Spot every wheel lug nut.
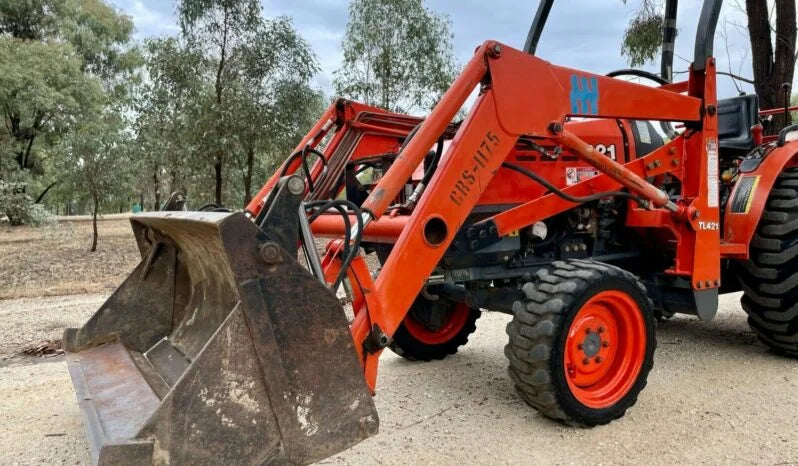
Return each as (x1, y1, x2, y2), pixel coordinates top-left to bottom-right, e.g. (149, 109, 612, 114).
(598, 326, 605, 334)
(585, 328, 592, 334)
(594, 356, 602, 363)
(582, 358, 590, 365)
(577, 343, 584, 350)
(602, 341, 610, 348)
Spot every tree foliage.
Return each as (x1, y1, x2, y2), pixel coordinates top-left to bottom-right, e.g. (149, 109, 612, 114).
(333, 0, 458, 113)
(620, 0, 664, 67)
(173, 0, 321, 206)
(131, 3, 322, 209)
(0, 38, 103, 178)
(0, 0, 137, 215)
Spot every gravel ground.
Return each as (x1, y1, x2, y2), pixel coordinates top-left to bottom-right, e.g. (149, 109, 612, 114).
(1, 291, 796, 465)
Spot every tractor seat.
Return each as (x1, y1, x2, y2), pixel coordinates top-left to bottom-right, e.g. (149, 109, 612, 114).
(717, 94, 759, 151)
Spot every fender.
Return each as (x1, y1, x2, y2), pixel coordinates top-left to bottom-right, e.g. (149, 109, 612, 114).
(723, 141, 798, 258)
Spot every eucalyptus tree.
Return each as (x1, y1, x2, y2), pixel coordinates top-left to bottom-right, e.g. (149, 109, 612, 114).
(55, 114, 133, 251)
(333, 0, 459, 114)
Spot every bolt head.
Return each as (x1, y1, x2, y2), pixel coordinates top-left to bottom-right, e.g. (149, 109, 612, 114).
(602, 341, 610, 348)
(597, 326, 605, 334)
(577, 343, 584, 350)
(286, 176, 305, 196)
(548, 121, 564, 134)
(582, 358, 590, 365)
(359, 416, 379, 437)
(594, 356, 602, 363)
(259, 243, 281, 264)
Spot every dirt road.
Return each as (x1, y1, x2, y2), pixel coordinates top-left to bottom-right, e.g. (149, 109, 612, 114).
(1, 292, 796, 465)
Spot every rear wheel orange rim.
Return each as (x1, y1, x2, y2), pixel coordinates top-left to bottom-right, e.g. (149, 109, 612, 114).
(403, 303, 471, 345)
(563, 290, 646, 409)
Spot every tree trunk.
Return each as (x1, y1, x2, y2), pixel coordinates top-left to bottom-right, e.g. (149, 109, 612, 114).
(91, 194, 99, 252)
(153, 166, 160, 211)
(746, 0, 797, 134)
(215, 157, 223, 206)
(243, 146, 254, 206)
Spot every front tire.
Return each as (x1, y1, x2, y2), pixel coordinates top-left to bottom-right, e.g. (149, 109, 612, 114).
(505, 260, 656, 426)
(389, 297, 480, 361)
(738, 167, 798, 357)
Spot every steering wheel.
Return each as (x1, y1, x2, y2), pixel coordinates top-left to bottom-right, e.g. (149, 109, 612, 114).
(606, 69, 677, 139)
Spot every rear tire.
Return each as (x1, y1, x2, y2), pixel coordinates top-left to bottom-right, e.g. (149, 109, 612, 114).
(738, 167, 798, 357)
(389, 298, 480, 362)
(505, 260, 656, 426)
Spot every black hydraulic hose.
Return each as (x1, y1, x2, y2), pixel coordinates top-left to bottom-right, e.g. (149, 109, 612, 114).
(278, 146, 328, 193)
(305, 199, 364, 290)
(422, 137, 444, 184)
(500, 162, 646, 206)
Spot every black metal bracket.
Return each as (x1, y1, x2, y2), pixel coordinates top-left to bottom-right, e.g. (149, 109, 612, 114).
(452, 220, 502, 252)
(256, 175, 305, 253)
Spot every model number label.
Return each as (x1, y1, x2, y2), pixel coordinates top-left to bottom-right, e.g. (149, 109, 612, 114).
(593, 144, 617, 160)
(698, 221, 719, 231)
(449, 130, 500, 205)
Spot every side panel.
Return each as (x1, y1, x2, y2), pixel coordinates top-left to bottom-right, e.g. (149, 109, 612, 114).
(723, 142, 798, 257)
(477, 119, 629, 206)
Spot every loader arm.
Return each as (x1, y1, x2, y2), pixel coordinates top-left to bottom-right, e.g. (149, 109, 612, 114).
(329, 40, 721, 384)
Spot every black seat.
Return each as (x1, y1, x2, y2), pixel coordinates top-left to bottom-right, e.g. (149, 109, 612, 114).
(717, 94, 759, 151)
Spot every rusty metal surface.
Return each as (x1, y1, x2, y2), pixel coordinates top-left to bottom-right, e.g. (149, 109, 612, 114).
(63, 246, 176, 353)
(130, 212, 240, 362)
(216, 211, 379, 462)
(144, 339, 190, 387)
(65, 208, 378, 465)
(137, 304, 285, 464)
(66, 343, 160, 463)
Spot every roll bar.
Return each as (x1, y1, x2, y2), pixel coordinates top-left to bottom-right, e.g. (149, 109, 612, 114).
(522, 0, 553, 56)
(523, 0, 723, 76)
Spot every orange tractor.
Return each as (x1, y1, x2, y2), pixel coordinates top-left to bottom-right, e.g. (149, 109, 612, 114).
(65, 0, 798, 463)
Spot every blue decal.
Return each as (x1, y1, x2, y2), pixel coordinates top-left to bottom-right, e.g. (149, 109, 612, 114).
(569, 75, 599, 115)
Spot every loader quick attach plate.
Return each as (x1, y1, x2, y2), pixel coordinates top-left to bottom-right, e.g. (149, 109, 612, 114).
(63, 211, 378, 465)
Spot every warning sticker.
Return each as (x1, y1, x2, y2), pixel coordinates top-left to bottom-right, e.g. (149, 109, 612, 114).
(635, 121, 652, 144)
(566, 167, 600, 186)
(707, 138, 719, 207)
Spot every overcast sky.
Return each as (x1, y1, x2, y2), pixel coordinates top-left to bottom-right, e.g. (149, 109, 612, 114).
(112, 0, 770, 102)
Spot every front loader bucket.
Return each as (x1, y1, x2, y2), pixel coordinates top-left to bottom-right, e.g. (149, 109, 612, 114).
(63, 210, 377, 465)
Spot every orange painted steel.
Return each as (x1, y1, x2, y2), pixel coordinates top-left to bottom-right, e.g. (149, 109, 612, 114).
(487, 137, 685, 238)
(556, 128, 673, 209)
(373, 96, 516, 336)
(723, 141, 798, 258)
(250, 40, 750, 389)
(564, 290, 647, 409)
(311, 214, 407, 243)
(360, 43, 490, 220)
